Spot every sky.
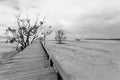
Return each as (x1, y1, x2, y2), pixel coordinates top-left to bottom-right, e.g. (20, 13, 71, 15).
(0, 0, 120, 38)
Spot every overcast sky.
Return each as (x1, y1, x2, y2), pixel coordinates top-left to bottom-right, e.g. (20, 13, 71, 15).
(0, 0, 120, 38)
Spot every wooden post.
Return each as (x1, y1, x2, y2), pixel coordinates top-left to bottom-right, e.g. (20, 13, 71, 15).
(43, 33, 46, 46)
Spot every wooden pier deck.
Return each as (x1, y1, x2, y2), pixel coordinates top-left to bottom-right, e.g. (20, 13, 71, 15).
(0, 40, 58, 80)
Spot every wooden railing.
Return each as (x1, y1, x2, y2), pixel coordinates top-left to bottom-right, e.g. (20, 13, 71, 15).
(40, 40, 71, 80)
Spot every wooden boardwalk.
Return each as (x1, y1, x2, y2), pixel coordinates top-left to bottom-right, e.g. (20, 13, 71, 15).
(0, 40, 58, 80)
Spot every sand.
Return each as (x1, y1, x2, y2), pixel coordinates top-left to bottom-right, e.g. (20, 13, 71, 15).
(46, 40, 120, 80)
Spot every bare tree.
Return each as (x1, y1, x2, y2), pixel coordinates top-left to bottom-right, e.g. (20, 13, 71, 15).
(55, 30, 67, 44)
(5, 13, 50, 51)
(5, 27, 17, 43)
(40, 26, 52, 46)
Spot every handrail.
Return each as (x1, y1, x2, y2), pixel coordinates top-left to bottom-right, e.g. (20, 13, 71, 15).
(40, 40, 71, 80)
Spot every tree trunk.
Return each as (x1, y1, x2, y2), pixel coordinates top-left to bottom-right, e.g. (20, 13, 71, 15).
(26, 35, 30, 46)
(59, 39, 61, 44)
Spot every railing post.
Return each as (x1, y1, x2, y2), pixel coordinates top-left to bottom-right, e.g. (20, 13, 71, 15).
(43, 33, 46, 46)
(57, 72, 63, 80)
(50, 59, 53, 66)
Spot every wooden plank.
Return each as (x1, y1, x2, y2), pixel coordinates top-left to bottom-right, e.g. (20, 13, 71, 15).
(0, 67, 55, 78)
(0, 40, 58, 80)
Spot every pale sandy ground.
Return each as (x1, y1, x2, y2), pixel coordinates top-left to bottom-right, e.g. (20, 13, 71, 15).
(46, 40, 120, 80)
(0, 37, 17, 62)
(0, 41, 16, 61)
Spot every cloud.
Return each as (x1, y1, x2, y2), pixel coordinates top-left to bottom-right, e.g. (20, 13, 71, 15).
(0, 0, 120, 37)
(0, 0, 20, 10)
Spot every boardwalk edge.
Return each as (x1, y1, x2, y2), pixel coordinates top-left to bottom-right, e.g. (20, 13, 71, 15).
(40, 40, 72, 80)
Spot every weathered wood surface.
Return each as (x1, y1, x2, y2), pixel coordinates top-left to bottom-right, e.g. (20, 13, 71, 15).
(0, 40, 58, 80)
